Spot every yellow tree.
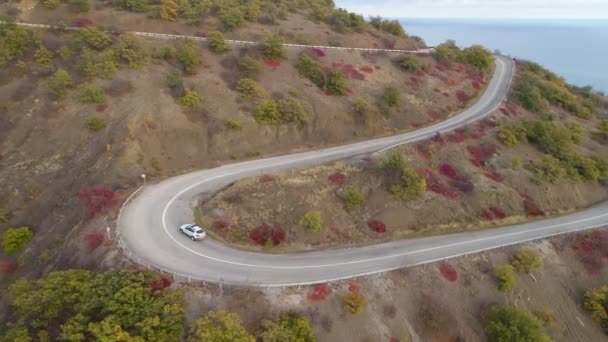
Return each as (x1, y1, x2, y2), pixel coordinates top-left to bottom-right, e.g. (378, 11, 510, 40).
(160, 0, 179, 21)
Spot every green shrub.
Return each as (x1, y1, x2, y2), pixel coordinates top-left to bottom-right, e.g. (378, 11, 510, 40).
(224, 119, 242, 130)
(585, 285, 608, 334)
(381, 86, 401, 109)
(259, 34, 285, 60)
(78, 48, 117, 80)
(494, 264, 516, 292)
(188, 310, 254, 342)
(329, 8, 366, 33)
(300, 211, 323, 233)
(2, 226, 33, 254)
(255, 100, 282, 125)
(460, 45, 494, 71)
(0, 23, 33, 67)
(511, 249, 543, 273)
(497, 124, 527, 147)
(344, 190, 364, 211)
(239, 56, 261, 78)
(599, 120, 608, 138)
(343, 291, 366, 314)
(352, 98, 370, 116)
(277, 97, 307, 125)
(58, 46, 73, 59)
(79, 85, 105, 104)
(394, 55, 421, 72)
(258, 314, 314, 342)
(219, 6, 245, 31)
(34, 47, 54, 65)
(165, 70, 183, 90)
(78, 27, 113, 50)
(177, 89, 203, 108)
(560, 153, 603, 182)
(85, 116, 106, 132)
(236, 78, 265, 100)
(514, 76, 546, 113)
(175, 39, 201, 74)
(0, 208, 9, 224)
(115, 34, 147, 69)
(113, 0, 150, 12)
(208, 31, 230, 54)
(533, 310, 557, 328)
(69, 0, 90, 12)
(485, 305, 550, 342)
(159, 0, 179, 21)
(41, 0, 62, 9)
(326, 70, 348, 96)
(382, 154, 426, 200)
(47, 68, 74, 99)
(153, 46, 174, 60)
(369, 16, 406, 37)
(296, 55, 325, 88)
(528, 155, 565, 184)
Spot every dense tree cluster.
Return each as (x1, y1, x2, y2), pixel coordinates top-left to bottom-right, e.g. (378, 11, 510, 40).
(433, 40, 494, 71)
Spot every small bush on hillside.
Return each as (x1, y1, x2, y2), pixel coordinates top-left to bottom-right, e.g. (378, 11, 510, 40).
(514, 76, 546, 113)
(78, 48, 117, 79)
(343, 289, 367, 314)
(494, 264, 516, 292)
(278, 97, 308, 125)
(159, 0, 179, 21)
(224, 119, 242, 130)
(239, 56, 261, 78)
(296, 55, 325, 87)
(498, 124, 527, 147)
(115, 34, 147, 69)
(0, 208, 10, 224)
(511, 249, 543, 273)
(208, 31, 230, 54)
(177, 89, 203, 109)
(528, 155, 565, 184)
(175, 39, 201, 74)
(219, 6, 245, 31)
(485, 305, 549, 342)
(599, 120, 608, 138)
(326, 70, 348, 96)
(381, 86, 401, 109)
(369, 16, 406, 37)
(352, 98, 369, 116)
(343, 190, 364, 211)
(188, 310, 254, 342)
(77, 27, 113, 50)
(255, 100, 282, 125)
(534, 310, 557, 328)
(165, 70, 184, 96)
(69, 0, 90, 12)
(0, 23, 33, 67)
(584, 285, 608, 334)
(236, 78, 265, 100)
(78, 186, 115, 216)
(394, 55, 421, 72)
(258, 314, 315, 342)
(381, 154, 426, 200)
(329, 8, 366, 33)
(41, 0, 62, 9)
(460, 45, 494, 71)
(47, 68, 74, 99)
(34, 47, 54, 65)
(79, 85, 105, 103)
(2, 227, 33, 254)
(259, 34, 286, 60)
(300, 211, 323, 233)
(84, 116, 106, 132)
(153, 46, 174, 60)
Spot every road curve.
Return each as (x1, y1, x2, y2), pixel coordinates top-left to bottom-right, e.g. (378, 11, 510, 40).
(116, 55, 606, 287)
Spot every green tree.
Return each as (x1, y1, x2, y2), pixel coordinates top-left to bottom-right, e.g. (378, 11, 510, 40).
(4, 270, 184, 341)
(258, 314, 315, 342)
(494, 264, 516, 292)
(277, 97, 307, 125)
(177, 89, 203, 108)
(159, 0, 179, 21)
(0, 23, 33, 67)
(460, 45, 494, 71)
(300, 211, 323, 233)
(79, 85, 105, 104)
(326, 70, 348, 96)
(497, 123, 527, 147)
(188, 310, 254, 342)
(527, 155, 565, 184)
(78, 48, 118, 80)
(394, 55, 421, 72)
(296, 55, 325, 88)
(219, 7, 245, 31)
(584, 285, 608, 333)
(175, 39, 201, 74)
(259, 34, 286, 60)
(34, 47, 54, 65)
(115, 34, 148, 69)
(255, 100, 282, 125)
(382, 154, 426, 200)
(485, 305, 550, 342)
(343, 190, 364, 212)
(511, 249, 543, 273)
(239, 56, 261, 78)
(236, 78, 265, 100)
(208, 31, 230, 54)
(47, 68, 74, 99)
(78, 27, 113, 50)
(2, 226, 33, 254)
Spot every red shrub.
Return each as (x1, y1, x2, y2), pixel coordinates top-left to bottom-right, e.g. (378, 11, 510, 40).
(472, 81, 482, 90)
(348, 281, 361, 293)
(468, 143, 497, 167)
(328, 172, 346, 186)
(570, 230, 608, 273)
(212, 219, 230, 230)
(0, 260, 17, 273)
(360, 66, 374, 74)
(451, 177, 474, 194)
(78, 186, 115, 216)
(490, 207, 506, 219)
(311, 48, 326, 57)
(439, 163, 458, 180)
(324, 91, 334, 96)
(427, 110, 442, 121)
(481, 207, 506, 221)
(195, 31, 207, 38)
(72, 18, 94, 27)
(332, 63, 365, 81)
(264, 60, 281, 69)
(524, 200, 544, 217)
(455, 90, 469, 103)
(85, 233, 104, 250)
(446, 128, 469, 143)
(389, 338, 399, 342)
(96, 103, 108, 112)
(439, 262, 458, 282)
(435, 64, 446, 72)
(368, 220, 387, 233)
(250, 224, 287, 246)
(149, 276, 172, 291)
(259, 175, 275, 183)
(418, 168, 461, 200)
(308, 284, 332, 301)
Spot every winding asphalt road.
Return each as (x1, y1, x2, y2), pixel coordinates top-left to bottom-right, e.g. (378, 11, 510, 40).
(119, 56, 604, 286)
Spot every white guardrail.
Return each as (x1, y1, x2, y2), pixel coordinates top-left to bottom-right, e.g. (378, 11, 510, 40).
(11, 21, 435, 54)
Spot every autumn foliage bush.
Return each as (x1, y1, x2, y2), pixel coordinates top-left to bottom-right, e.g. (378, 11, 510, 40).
(481, 207, 507, 221)
(148, 275, 172, 291)
(367, 220, 387, 233)
(570, 230, 608, 274)
(85, 233, 104, 250)
(328, 172, 346, 186)
(72, 18, 94, 27)
(439, 262, 458, 282)
(308, 284, 332, 301)
(468, 143, 497, 167)
(0, 260, 17, 273)
(311, 48, 326, 57)
(78, 186, 115, 216)
(250, 224, 286, 246)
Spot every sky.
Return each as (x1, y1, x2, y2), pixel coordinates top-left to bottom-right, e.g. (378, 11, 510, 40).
(335, 0, 608, 19)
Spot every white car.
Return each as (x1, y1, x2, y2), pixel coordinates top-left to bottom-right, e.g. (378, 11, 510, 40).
(179, 224, 206, 241)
